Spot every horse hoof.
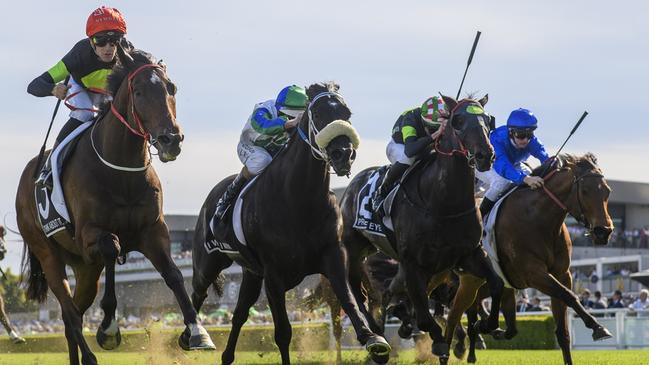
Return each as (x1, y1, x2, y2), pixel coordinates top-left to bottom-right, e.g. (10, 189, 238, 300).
(491, 328, 506, 340)
(504, 329, 518, 340)
(592, 326, 613, 341)
(96, 320, 121, 350)
(178, 327, 190, 351)
(187, 323, 216, 350)
(366, 334, 391, 363)
(467, 353, 477, 363)
(476, 336, 487, 350)
(9, 331, 26, 344)
(453, 342, 466, 359)
(474, 319, 499, 335)
(432, 342, 449, 357)
(397, 323, 413, 339)
(438, 353, 450, 365)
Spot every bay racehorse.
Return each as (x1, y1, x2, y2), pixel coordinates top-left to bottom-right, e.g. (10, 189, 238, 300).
(449, 153, 614, 365)
(15, 47, 212, 365)
(190, 82, 391, 365)
(0, 225, 26, 344)
(340, 95, 505, 364)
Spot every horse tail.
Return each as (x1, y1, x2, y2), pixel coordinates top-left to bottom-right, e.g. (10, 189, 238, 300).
(212, 273, 226, 297)
(21, 246, 48, 302)
(302, 276, 327, 311)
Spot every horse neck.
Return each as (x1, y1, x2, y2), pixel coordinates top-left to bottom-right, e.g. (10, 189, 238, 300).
(94, 88, 150, 169)
(269, 132, 331, 204)
(419, 130, 474, 210)
(530, 170, 575, 227)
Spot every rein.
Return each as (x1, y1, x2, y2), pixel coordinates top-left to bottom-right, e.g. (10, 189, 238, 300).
(539, 165, 605, 228)
(91, 63, 164, 172)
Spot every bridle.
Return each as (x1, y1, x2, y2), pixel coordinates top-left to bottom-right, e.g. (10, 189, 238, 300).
(540, 164, 607, 230)
(91, 63, 166, 172)
(296, 91, 349, 162)
(434, 99, 491, 167)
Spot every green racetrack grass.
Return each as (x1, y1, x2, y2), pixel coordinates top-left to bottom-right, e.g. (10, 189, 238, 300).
(0, 349, 647, 365)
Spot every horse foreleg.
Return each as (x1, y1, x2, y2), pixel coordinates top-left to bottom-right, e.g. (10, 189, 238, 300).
(222, 270, 263, 365)
(191, 251, 232, 314)
(403, 265, 447, 363)
(445, 274, 483, 361)
(89, 231, 122, 351)
(461, 247, 504, 334)
(529, 270, 612, 342)
(321, 246, 390, 364)
(501, 288, 518, 339)
(466, 304, 479, 363)
(347, 251, 382, 334)
(552, 272, 574, 365)
(140, 224, 214, 351)
(324, 288, 344, 365)
(264, 274, 292, 365)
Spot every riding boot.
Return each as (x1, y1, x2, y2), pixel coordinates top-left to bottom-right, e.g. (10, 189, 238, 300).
(479, 198, 496, 219)
(35, 118, 84, 188)
(214, 171, 249, 220)
(371, 162, 409, 212)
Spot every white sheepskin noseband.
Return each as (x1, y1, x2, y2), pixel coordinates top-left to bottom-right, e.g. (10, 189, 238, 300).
(314, 120, 360, 150)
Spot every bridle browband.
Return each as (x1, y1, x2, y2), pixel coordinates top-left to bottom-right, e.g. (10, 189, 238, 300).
(91, 63, 166, 172)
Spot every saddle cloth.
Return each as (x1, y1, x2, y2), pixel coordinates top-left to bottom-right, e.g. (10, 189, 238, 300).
(205, 176, 259, 255)
(481, 188, 518, 289)
(35, 121, 92, 236)
(352, 167, 396, 237)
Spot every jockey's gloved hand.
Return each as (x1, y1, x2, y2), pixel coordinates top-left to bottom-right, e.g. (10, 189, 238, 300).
(284, 115, 301, 130)
(523, 175, 544, 189)
(52, 83, 70, 100)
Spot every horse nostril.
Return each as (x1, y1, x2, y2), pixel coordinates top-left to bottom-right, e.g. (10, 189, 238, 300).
(157, 135, 172, 146)
(350, 149, 357, 161)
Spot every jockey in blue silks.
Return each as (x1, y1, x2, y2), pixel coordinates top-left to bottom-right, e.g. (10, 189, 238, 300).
(476, 108, 549, 217)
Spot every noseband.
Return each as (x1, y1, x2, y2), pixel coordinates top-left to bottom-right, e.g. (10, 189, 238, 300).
(297, 91, 350, 162)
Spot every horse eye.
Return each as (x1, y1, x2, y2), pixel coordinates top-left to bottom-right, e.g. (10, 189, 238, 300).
(167, 82, 177, 96)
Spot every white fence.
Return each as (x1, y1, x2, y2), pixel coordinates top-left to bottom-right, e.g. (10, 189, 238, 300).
(570, 309, 649, 349)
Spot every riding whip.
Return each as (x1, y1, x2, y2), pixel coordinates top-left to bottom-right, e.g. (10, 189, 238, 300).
(456, 31, 482, 100)
(541, 111, 588, 175)
(33, 75, 70, 178)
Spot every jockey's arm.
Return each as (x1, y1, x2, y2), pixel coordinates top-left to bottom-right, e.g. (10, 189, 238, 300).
(403, 132, 433, 158)
(28, 59, 70, 98)
(529, 136, 550, 164)
(251, 108, 289, 136)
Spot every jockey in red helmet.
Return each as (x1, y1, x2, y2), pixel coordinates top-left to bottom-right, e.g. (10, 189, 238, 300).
(28, 6, 133, 187)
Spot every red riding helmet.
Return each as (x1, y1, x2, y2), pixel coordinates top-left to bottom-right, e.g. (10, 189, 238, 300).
(86, 6, 127, 37)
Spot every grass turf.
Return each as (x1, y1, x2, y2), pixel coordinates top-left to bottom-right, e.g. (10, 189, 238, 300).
(0, 349, 647, 365)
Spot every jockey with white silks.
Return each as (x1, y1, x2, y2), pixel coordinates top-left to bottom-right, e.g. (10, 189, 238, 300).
(476, 108, 549, 217)
(214, 85, 309, 219)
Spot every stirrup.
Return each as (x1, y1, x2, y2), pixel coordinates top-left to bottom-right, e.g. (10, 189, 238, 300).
(371, 191, 385, 212)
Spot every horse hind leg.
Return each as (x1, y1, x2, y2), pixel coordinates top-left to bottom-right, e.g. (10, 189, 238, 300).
(221, 270, 263, 365)
(191, 251, 232, 314)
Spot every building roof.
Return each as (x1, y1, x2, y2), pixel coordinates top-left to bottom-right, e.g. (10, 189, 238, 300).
(165, 214, 197, 232)
(608, 180, 649, 205)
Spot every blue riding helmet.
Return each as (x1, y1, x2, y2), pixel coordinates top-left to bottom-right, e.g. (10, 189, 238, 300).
(507, 108, 538, 130)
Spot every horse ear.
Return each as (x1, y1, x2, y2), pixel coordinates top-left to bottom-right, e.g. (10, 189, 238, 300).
(440, 93, 457, 111)
(478, 94, 489, 106)
(117, 44, 135, 69)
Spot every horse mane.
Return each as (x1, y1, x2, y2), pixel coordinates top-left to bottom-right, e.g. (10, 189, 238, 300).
(305, 81, 340, 100)
(106, 49, 157, 97)
(530, 153, 600, 177)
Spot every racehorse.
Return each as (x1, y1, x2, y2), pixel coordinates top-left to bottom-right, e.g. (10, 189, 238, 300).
(190, 82, 391, 365)
(15, 47, 212, 365)
(0, 225, 26, 344)
(447, 153, 614, 365)
(339, 95, 504, 364)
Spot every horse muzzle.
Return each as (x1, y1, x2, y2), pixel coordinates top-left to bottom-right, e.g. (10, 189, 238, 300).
(154, 132, 184, 162)
(591, 225, 613, 246)
(473, 150, 494, 172)
(329, 147, 356, 176)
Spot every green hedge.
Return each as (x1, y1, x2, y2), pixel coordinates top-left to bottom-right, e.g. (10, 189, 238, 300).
(463, 315, 557, 350)
(0, 323, 330, 354)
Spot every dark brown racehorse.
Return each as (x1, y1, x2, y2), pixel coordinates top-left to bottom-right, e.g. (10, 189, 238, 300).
(15, 47, 213, 365)
(0, 225, 26, 344)
(340, 95, 504, 365)
(190, 83, 391, 365)
(447, 153, 614, 365)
